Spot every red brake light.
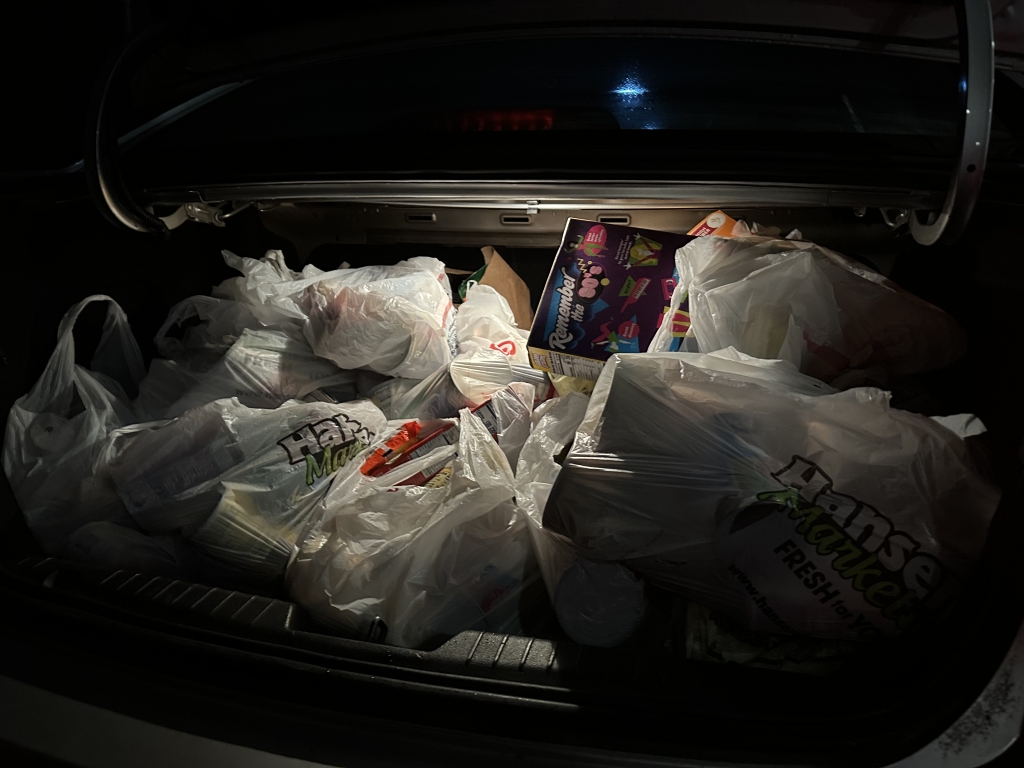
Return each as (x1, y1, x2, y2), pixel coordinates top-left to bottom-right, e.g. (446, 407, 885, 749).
(446, 109, 555, 131)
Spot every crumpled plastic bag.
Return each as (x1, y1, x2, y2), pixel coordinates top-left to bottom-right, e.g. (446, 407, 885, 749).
(455, 284, 530, 365)
(514, 393, 646, 647)
(649, 235, 966, 385)
(214, 250, 336, 326)
(162, 329, 357, 419)
(108, 398, 386, 580)
(302, 256, 457, 379)
(391, 285, 546, 420)
(210, 250, 458, 379)
(543, 350, 1000, 641)
(155, 293, 297, 366)
(287, 409, 538, 648)
(3, 296, 146, 553)
(365, 377, 421, 419)
(480, 384, 534, 469)
(391, 349, 549, 421)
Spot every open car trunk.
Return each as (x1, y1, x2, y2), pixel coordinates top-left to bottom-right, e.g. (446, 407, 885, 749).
(1, 192, 1022, 767)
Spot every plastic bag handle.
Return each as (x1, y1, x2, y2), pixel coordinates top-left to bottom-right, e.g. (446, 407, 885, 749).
(24, 295, 145, 411)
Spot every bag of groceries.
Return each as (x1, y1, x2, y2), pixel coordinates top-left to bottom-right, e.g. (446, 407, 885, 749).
(288, 409, 538, 648)
(649, 236, 966, 386)
(515, 393, 647, 648)
(391, 284, 547, 420)
(108, 397, 386, 581)
(214, 250, 457, 380)
(3, 296, 146, 553)
(161, 329, 357, 419)
(543, 349, 1000, 640)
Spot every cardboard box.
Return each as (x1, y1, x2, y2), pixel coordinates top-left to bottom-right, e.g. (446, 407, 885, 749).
(687, 210, 740, 237)
(527, 219, 695, 380)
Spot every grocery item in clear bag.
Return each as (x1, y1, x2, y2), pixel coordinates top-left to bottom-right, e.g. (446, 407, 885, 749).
(543, 350, 1000, 641)
(155, 294, 296, 366)
(212, 250, 456, 379)
(288, 409, 538, 649)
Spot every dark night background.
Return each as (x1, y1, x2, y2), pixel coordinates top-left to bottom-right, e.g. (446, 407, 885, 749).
(3, 5, 124, 173)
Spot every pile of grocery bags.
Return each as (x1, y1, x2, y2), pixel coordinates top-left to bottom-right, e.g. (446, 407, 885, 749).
(3, 219, 1002, 662)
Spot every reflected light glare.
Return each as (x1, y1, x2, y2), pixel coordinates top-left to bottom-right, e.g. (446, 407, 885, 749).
(613, 78, 648, 98)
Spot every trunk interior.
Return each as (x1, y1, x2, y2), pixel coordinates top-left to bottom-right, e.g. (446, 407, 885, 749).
(2, 192, 1022, 767)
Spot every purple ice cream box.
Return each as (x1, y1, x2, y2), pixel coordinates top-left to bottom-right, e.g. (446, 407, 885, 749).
(527, 219, 695, 380)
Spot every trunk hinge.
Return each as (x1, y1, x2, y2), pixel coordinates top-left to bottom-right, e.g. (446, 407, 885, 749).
(158, 201, 252, 230)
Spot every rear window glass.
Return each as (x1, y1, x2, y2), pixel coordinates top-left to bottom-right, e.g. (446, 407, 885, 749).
(139, 35, 961, 148)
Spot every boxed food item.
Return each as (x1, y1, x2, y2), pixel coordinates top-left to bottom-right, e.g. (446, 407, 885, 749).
(527, 219, 695, 380)
(360, 386, 533, 487)
(687, 210, 740, 237)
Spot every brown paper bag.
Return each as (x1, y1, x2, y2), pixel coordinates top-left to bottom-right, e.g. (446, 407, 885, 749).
(479, 246, 534, 329)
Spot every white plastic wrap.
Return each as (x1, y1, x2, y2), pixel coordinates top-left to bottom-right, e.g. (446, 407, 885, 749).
(108, 398, 386, 580)
(543, 351, 1000, 641)
(514, 393, 644, 647)
(649, 235, 967, 384)
(3, 296, 146, 553)
(287, 409, 538, 648)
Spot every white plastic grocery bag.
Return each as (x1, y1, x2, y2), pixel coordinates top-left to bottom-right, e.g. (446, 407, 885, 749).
(214, 250, 333, 325)
(649, 236, 966, 385)
(154, 294, 296, 365)
(515, 393, 590, 597)
(288, 409, 537, 648)
(303, 256, 456, 379)
(163, 329, 357, 418)
(455, 284, 530, 365)
(543, 351, 1000, 641)
(108, 398, 386, 580)
(214, 250, 456, 379)
(3, 296, 146, 553)
(514, 393, 646, 648)
(391, 349, 548, 421)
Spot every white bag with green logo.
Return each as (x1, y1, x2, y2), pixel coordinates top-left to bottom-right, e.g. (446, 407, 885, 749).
(543, 350, 1000, 640)
(288, 409, 538, 648)
(109, 397, 386, 581)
